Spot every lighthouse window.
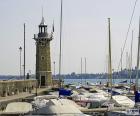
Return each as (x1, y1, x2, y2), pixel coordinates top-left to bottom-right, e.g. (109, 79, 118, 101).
(41, 42, 45, 46)
(42, 28, 44, 33)
(41, 56, 45, 60)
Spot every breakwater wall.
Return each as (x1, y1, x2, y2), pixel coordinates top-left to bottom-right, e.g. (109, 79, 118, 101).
(0, 80, 36, 97)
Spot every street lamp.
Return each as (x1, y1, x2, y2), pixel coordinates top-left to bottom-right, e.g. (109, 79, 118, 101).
(19, 46, 22, 78)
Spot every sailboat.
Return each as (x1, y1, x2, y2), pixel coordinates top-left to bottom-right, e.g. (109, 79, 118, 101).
(107, 18, 140, 115)
(57, 0, 74, 97)
(105, 18, 135, 110)
(134, 18, 140, 105)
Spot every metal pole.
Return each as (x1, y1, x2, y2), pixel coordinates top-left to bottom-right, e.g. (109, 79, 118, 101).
(19, 47, 22, 78)
(59, 0, 63, 88)
(130, 30, 133, 83)
(81, 57, 82, 84)
(120, 48, 123, 79)
(135, 18, 140, 91)
(85, 57, 86, 84)
(35, 41, 39, 96)
(24, 23, 26, 80)
(85, 58, 86, 74)
(126, 52, 128, 70)
(108, 18, 112, 99)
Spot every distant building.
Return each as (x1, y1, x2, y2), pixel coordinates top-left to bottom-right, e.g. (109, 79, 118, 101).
(33, 16, 53, 87)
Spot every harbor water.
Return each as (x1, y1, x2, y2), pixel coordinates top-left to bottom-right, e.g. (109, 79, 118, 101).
(64, 78, 136, 85)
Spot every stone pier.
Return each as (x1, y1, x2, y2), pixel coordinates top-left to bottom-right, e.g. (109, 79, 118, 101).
(0, 80, 36, 97)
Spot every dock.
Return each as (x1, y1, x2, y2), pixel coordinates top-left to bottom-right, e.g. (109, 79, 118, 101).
(0, 88, 51, 110)
(80, 107, 126, 113)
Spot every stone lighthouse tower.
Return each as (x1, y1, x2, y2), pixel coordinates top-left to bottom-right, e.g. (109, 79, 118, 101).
(33, 17, 53, 87)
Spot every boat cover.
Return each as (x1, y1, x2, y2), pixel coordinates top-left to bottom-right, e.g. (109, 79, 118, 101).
(59, 88, 72, 96)
(135, 91, 140, 102)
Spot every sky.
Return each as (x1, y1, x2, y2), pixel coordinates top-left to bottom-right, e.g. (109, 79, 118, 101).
(0, 0, 140, 75)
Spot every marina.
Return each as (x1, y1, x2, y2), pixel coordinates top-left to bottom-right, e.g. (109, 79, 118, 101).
(1, 0, 140, 116)
(0, 83, 137, 115)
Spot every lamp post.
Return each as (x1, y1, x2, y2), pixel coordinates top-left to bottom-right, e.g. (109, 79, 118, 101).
(19, 46, 22, 78)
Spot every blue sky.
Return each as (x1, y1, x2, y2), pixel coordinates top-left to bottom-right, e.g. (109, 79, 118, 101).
(0, 0, 140, 75)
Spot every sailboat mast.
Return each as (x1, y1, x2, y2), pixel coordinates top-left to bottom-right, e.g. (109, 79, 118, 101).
(85, 57, 87, 84)
(59, 0, 63, 88)
(129, 30, 133, 87)
(121, 48, 123, 72)
(108, 18, 113, 98)
(81, 58, 82, 84)
(120, 48, 123, 79)
(135, 18, 140, 91)
(126, 52, 128, 70)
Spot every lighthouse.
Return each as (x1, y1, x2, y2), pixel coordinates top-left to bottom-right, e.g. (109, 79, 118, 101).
(33, 16, 53, 87)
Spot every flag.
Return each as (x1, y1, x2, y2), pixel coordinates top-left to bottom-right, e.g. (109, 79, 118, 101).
(52, 20, 54, 32)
